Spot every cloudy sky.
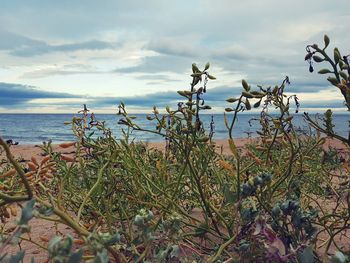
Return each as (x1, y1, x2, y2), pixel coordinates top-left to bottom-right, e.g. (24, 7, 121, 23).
(0, 0, 349, 113)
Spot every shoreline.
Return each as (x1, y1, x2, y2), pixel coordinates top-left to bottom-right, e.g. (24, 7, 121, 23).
(1, 138, 257, 161)
(1, 137, 349, 161)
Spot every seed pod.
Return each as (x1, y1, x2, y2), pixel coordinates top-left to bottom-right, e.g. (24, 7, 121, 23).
(25, 171, 36, 177)
(43, 173, 54, 179)
(3, 208, 10, 218)
(39, 168, 49, 175)
(26, 175, 34, 181)
(40, 156, 51, 166)
(40, 236, 50, 242)
(74, 239, 85, 245)
(61, 155, 75, 162)
(58, 142, 76, 148)
(318, 68, 332, 74)
(208, 74, 216, 80)
(9, 206, 17, 216)
(218, 160, 232, 170)
(31, 156, 39, 166)
(198, 136, 209, 143)
(27, 162, 37, 171)
(0, 169, 16, 178)
(324, 35, 330, 49)
(44, 162, 56, 169)
(255, 146, 266, 151)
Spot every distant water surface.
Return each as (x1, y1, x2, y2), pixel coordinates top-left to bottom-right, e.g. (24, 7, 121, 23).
(0, 113, 348, 145)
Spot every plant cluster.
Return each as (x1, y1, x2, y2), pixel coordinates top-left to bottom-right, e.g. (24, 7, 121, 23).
(0, 36, 349, 262)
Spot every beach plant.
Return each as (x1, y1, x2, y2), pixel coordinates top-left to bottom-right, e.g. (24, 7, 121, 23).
(304, 34, 350, 146)
(0, 55, 349, 262)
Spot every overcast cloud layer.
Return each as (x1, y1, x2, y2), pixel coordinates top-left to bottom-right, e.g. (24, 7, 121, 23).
(0, 0, 349, 113)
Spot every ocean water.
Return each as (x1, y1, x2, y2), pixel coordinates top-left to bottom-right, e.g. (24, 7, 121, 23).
(0, 113, 348, 145)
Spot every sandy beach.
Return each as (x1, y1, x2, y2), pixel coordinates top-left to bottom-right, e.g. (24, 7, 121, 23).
(2, 136, 348, 161)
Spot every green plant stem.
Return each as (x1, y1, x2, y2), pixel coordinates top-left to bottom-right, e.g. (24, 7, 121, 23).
(0, 137, 33, 200)
(208, 233, 238, 263)
(77, 162, 109, 222)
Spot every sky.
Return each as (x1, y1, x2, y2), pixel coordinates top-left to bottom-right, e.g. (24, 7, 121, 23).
(0, 0, 349, 114)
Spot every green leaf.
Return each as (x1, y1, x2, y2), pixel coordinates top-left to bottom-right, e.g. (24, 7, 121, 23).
(170, 245, 180, 258)
(339, 71, 348, 80)
(242, 79, 249, 91)
(334, 48, 341, 64)
(298, 246, 314, 263)
(226, 97, 238, 103)
(204, 62, 210, 70)
(208, 74, 216, 80)
(192, 63, 200, 73)
(67, 250, 83, 263)
(331, 252, 348, 263)
(245, 99, 251, 110)
(18, 199, 35, 225)
(104, 233, 121, 246)
(48, 236, 63, 253)
(253, 100, 261, 108)
(191, 72, 202, 77)
(93, 249, 109, 263)
(8, 251, 25, 263)
(313, 55, 324, 63)
(223, 184, 237, 204)
(327, 77, 339, 86)
(242, 91, 253, 98)
(194, 223, 209, 237)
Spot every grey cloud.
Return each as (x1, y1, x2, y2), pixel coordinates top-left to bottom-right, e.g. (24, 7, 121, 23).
(0, 82, 80, 106)
(0, 82, 345, 112)
(0, 30, 120, 57)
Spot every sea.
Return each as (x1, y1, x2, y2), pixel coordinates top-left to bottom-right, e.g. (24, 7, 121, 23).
(0, 113, 348, 145)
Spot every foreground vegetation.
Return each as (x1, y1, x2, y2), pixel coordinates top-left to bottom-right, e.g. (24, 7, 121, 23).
(0, 35, 349, 262)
